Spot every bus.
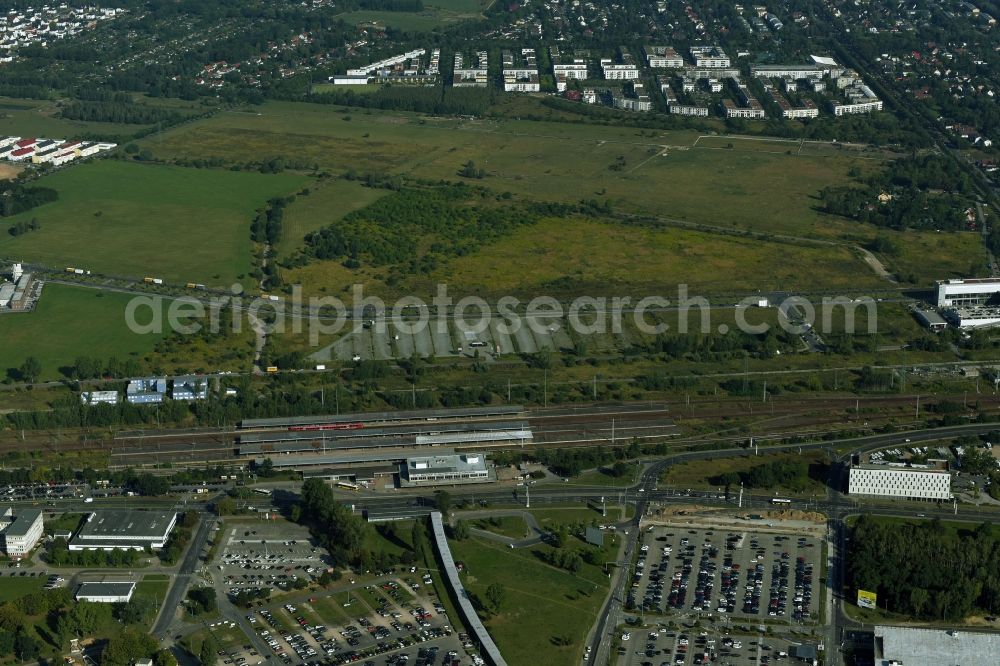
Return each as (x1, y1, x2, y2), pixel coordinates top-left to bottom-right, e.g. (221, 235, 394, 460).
(771, 498, 792, 505)
(254, 488, 273, 496)
(336, 481, 359, 491)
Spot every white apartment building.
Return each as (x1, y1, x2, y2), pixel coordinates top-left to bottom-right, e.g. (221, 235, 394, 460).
(0, 508, 43, 559)
(690, 45, 730, 68)
(848, 465, 953, 500)
(645, 46, 684, 68)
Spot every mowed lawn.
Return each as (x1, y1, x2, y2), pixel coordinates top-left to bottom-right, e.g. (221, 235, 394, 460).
(0, 284, 163, 381)
(0, 160, 307, 285)
(449, 536, 613, 666)
(0, 575, 46, 602)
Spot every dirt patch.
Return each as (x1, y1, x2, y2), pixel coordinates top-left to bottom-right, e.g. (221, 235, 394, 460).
(0, 163, 23, 180)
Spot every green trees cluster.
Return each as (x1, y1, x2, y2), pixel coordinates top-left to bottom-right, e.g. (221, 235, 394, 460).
(8, 217, 40, 236)
(160, 510, 199, 565)
(46, 538, 142, 567)
(302, 184, 540, 272)
(296, 477, 370, 566)
(60, 99, 184, 125)
(819, 153, 976, 231)
(309, 86, 493, 117)
(847, 516, 1000, 620)
(710, 459, 812, 492)
(67, 355, 144, 380)
(186, 587, 217, 616)
(0, 182, 58, 217)
(533, 442, 641, 477)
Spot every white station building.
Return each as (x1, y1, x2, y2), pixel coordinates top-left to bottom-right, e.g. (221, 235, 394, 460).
(848, 465, 953, 500)
(400, 454, 491, 486)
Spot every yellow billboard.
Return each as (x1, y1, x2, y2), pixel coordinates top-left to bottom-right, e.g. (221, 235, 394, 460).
(857, 589, 877, 609)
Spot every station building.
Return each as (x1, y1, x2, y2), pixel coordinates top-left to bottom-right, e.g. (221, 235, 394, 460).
(400, 453, 492, 486)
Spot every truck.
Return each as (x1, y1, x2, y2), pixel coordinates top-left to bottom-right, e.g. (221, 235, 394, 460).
(65, 267, 76, 273)
(73, 268, 84, 275)
(314, 364, 326, 371)
(152, 278, 163, 285)
(266, 366, 278, 373)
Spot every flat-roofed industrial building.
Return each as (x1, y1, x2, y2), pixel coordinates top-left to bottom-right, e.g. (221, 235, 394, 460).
(69, 510, 177, 551)
(874, 625, 1000, 666)
(75, 581, 136, 603)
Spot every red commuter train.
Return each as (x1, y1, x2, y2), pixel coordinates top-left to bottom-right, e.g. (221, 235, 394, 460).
(288, 422, 364, 432)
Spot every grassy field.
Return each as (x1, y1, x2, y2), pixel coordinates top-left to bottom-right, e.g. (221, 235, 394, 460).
(145, 103, 868, 235)
(470, 516, 529, 539)
(286, 214, 884, 300)
(450, 534, 616, 666)
(0, 160, 306, 285)
(275, 179, 389, 259)
(0, 575, 45, 602)
(333, 0, 486, 30)
(0, 95, 207, 141)
(661, 450, 831, 497)
(0, 283, 164, 381)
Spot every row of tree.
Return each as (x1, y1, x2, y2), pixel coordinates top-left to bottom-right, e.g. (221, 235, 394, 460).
(847, 516, 1000, 620)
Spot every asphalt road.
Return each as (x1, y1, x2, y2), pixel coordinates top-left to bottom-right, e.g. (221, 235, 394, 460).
(153, 515, 216, 637)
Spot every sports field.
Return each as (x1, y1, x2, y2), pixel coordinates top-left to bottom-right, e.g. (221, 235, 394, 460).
(0, 160, 307, 284)
(0, 283, 163, 381)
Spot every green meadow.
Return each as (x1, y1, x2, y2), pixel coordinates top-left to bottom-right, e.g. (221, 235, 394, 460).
(0, 283, 163, 381)
(0, 160, 307, 285)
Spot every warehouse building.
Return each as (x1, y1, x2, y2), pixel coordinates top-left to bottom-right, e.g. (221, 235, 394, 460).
(0, 508, 43, 559)
(400, 453, 492, 486)
(874, 625, 1000, 666)
(848, 465, 952, 500)
(69, 510, 177, 551)
(75, 581, 136, 604)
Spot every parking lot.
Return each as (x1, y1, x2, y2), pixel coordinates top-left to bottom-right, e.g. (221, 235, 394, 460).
(617, 624, 817, 666)
(218, 521, 331, 595)
(316, 313, 576, 363)
(243, 575, 472, 666)
(629, 527, 821, 625)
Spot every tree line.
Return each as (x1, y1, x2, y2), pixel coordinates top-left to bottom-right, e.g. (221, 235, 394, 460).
(0, 181, 58, 217)
(847, 515, 1000, 620)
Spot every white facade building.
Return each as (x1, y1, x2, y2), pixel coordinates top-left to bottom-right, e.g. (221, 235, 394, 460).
(401, 454, 491, 485)
(81, 391, 119, 406)
(0, 508, 43, 559)
(690, 46, 730, 68)
(936, 278, 1000, 308)
(848, 465, 952, 500)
